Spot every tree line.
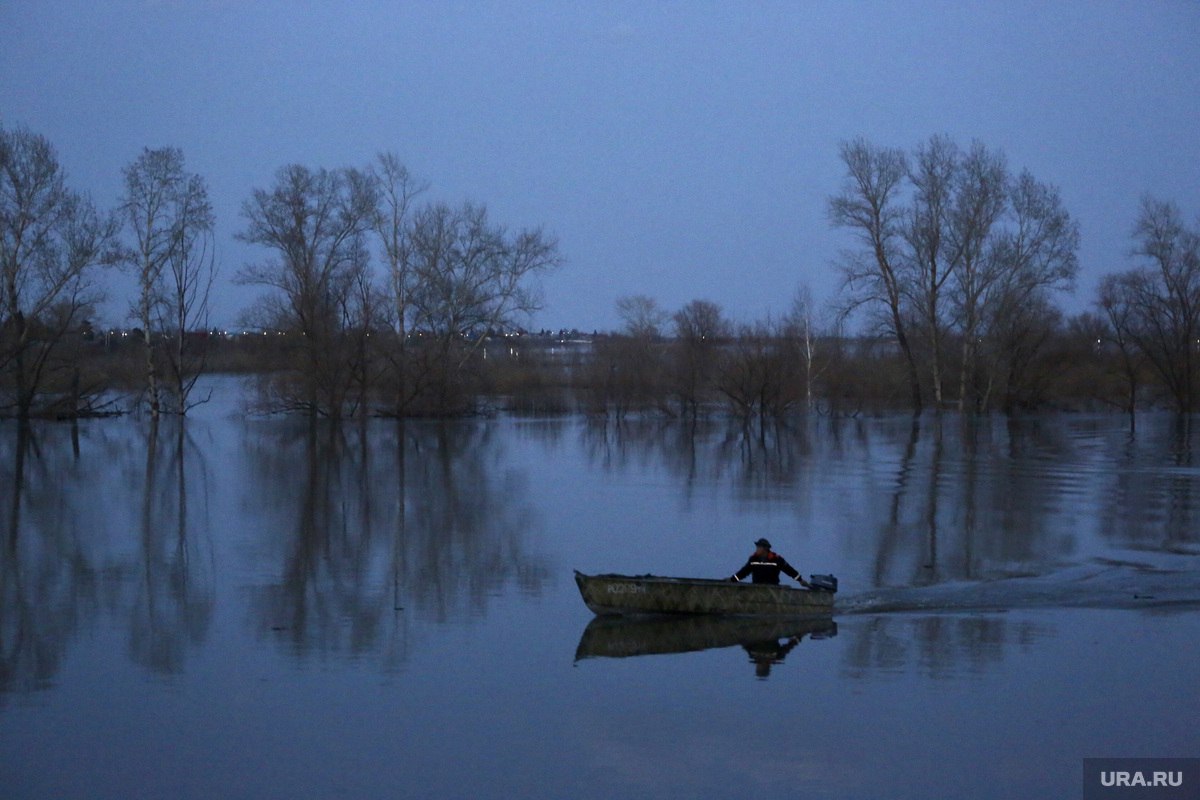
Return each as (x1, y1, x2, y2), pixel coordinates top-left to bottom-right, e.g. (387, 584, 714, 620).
(1, 123, 562, 420)
(826, 135, 1199, 416)
(2, 121, 1197, 420)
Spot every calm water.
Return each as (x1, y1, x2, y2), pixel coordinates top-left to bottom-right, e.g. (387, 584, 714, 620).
(2, 377, 1198, 799)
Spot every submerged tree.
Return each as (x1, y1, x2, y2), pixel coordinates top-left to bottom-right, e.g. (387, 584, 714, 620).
(1099, 197, 1200, 413)
(120, 146, 215, 416)
(606, 294, 669, 416)
(971, 171, 1079, 410)
(236, 164, 379, 419)
(828, 138, 921, 410)
(370, 152, 428, 414)
(0, 124, 118, 419)
(1097, 274, 1148, 414)
(829, 134, 1079, 413)
(904, 134, 960, 407)
(404, 200, 561, 413)
(669, 298, 729, 420)
(783, 286, 829, 412)
(946, 142, 1011, 410)
(715, 318, 803, 439)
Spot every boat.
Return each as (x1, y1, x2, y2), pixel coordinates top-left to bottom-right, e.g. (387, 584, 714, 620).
(574, 571, 836, 617)
(575, 613, 837, 661)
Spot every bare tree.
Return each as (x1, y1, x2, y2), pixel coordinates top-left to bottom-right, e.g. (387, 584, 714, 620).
(828, 138, 922, 410)
(163, 176, 217, 414)
(904, 135, 959, 406)
(120, 147, 215, 416)
(669, 298, 728, 419)
(606, 294, 668, 415)
(1100, 198, 1200, 413)
(782, 286, 828, 412)
(949, 142, 1011, 410)
(1097, 274, 1147, 415)
(672, 298, 725, 342)
(831, 135, 1078, 413)
(979, 291, 1062, 413)
(617, 294, 669, 339)
(1, 124, 118, 419)
(370, 153, 427, 414)
(716, 318, 801, 440)
(236, 164, 379, 418)
(971, 171, 1079, 410)
(405, 201, 561, 412)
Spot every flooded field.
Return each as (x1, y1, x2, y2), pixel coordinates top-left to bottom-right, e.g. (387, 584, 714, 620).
(2, 378, 1198, 799)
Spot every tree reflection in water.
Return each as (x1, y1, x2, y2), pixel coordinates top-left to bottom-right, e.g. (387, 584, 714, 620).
(1, 408, 1196, 697)
(573, 413, 1198, 595)
(132, 418, 216, 674)
(0, 418, 216, 696)
(244, 419, 549, 665)
(563, 412, 1199, 678)
(0, 425, 83, 697)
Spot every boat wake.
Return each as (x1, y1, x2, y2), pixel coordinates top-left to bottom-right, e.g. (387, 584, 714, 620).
(835, 559, 1200, 615)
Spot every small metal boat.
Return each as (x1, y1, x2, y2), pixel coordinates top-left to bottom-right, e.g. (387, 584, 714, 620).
(574, 571, 836, 617)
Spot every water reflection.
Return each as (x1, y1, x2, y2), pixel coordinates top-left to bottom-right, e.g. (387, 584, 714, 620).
(0, 418, 215, 698)
(132, 419, 215, 674)
(1, 425, 83, 697)
(2, 408, 1197, 698)
(576, 417, 816, 498)
(575, 614, 837, 679)
(243, 420, 549, 665)
(1098, 415, 1199, 552)
(0, 413, 552, 695)
(840, 613, 1049, 680)
(563, 413, 1200, 592)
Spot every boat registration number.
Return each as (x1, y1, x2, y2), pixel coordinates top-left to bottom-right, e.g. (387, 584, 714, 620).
(605, 583, 647, 594)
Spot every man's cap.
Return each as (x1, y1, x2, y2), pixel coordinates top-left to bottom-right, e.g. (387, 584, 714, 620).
(754, 538, 772, 548)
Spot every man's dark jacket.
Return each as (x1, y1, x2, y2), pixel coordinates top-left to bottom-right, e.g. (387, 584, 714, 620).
(731, 551, 801, 584)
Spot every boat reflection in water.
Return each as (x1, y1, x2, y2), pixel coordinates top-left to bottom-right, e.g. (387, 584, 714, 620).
(574, 614, 837, 678)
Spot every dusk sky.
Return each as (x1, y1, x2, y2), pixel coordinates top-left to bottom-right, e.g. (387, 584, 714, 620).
(3, 1, 1198, 333)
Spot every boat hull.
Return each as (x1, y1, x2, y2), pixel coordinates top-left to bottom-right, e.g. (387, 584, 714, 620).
(574, 571, 835, 617)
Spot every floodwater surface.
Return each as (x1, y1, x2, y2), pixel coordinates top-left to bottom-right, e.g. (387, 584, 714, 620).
(2, 378, 1198, 799)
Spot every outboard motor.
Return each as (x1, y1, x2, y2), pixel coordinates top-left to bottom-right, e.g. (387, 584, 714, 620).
(808, 574, 838, 593)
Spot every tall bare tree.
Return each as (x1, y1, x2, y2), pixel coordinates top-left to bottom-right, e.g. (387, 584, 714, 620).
(403, 200, 560, 412)
(1, 124, 118, 419)
(1097, 275, 1147, 414)
(783, 286, 829, 412)
(370, 153, 427, 414)
(120, 147, 215, 416)
(905, 135, 959, 406)
(972, 171, 1079, 410)
(828, 138, 921, 410)
(236, 164, 379, 418)
(948, 142, 1010, 410)
(1101, 198, 1200, 413)
(831, 135, 1078, 413)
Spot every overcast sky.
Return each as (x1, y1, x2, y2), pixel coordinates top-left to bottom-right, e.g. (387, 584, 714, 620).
(3, 1, 1198, 332)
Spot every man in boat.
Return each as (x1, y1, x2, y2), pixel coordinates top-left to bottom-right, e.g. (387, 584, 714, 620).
(729, 538, 811, 587)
